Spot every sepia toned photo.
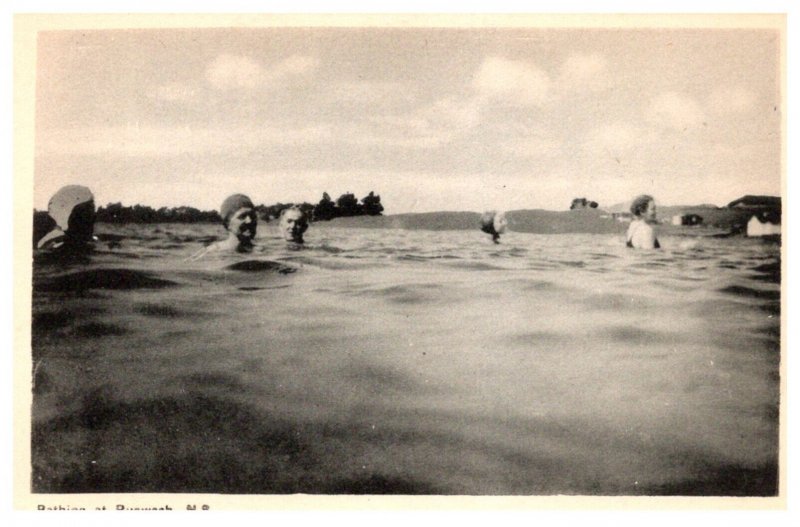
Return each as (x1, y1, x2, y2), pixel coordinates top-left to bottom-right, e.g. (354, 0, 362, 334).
(15, 13, 785, 509)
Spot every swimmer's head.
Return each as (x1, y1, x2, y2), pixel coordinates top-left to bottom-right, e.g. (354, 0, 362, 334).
(47, 185, 95, 245)
(493, 211, 508, 235)
(630, 195, 656, 221)
(220, 194, 257, 243)
(480, 210, 506, 242)
(279, 206, 309, 244)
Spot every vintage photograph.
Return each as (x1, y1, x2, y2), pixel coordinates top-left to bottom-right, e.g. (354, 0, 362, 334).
(19, 14, 784, 504)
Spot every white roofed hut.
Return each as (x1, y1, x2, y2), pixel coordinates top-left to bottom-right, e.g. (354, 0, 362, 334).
(746, 211, 781, 238)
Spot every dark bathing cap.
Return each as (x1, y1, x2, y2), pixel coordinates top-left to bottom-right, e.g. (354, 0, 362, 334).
(219, 194, 254, 228)
(480, 211, 498, 235)
(48, 185, 94, 229)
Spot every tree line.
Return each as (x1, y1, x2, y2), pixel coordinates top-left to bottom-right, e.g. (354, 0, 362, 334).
(94, 203, 221, 223)
(569, 197, 598, 210)
(251, 191, 384, 222)
(43, 191, 385, 224)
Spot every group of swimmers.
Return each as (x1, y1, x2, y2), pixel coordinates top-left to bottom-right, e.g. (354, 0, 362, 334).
(190, 193, 310, 258)
(34, 185, 662, 254)
(34, 187, 311, 256)
(478, 194, 660, 249)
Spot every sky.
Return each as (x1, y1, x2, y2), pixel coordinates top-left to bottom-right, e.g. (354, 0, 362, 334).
(7, 8, 800, 526)
(32, 21, 783, 214)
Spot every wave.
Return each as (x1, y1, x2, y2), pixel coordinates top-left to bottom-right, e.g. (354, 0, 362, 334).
(718, 285, 780, 301)
(347, 283, 446, 306)
(442, 261, 508, 271)
(34, 268, 179, 292)
(750, 262, 781, 283)
(225, 260, 297, 274)
(30, 225, 782, 496)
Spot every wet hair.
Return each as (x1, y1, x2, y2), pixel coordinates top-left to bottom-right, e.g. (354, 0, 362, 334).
(280, 206, 308, 222)
(480, 211, 507, 243)
(66, 200, 97, 244)
(480, 211, 499, 235)
(630, 195, 655, 217)
(279, 207, 309, 242)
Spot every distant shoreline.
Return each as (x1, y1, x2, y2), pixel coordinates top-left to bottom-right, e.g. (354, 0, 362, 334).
(311, 207, 761, 235)
(82, 205, 772, 236)
(313, 210, 623, 235)
(34, 199, 780, 236)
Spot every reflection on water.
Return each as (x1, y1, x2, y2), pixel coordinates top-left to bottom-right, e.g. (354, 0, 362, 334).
(30, 224, 781, 495)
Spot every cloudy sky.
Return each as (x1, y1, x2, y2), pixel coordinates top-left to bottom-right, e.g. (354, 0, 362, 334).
(33, 23, 782, 213)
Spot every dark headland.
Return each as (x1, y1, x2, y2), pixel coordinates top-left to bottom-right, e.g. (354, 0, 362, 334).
(33, 195, 780, 239)
(315, 204, 776, 236)
(317, 209, 623, 234)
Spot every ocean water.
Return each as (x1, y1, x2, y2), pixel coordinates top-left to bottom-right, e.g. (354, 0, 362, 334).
(30, 224, 781, 495)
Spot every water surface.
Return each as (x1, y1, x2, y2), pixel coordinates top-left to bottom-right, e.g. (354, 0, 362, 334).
(31, 224, 781, 495)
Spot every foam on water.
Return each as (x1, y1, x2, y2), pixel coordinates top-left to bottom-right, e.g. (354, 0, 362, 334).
(30, 224, 781, 495)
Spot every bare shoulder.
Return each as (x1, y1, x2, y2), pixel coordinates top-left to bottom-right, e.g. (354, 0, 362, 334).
(628, 220, 657, 249)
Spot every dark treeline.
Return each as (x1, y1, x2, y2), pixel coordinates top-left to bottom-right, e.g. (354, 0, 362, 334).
(238, 191, 385, 223)
(95, 203, 221, 223)
(35, 191, 385, 224)
(256, 191, 384, 222)
(569, 197, 599, 210)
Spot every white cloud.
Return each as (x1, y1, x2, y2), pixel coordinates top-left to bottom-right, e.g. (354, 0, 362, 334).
(206, 54, 264, 90)
(558, 53, 610, 92)
(340, 119, 454, 149)
(36, 124, 335, 157)
(707, 86, 756, 115)
(584, 122, 652, 157)
(645, 92, 705, 130)
(472, 56, 550, 106)
(273, 54, 318, 77)
(423, 97, 483, 130)
(354, 96, 483, 149)
(500, 135, 562, 159)
(36, 111, 460, 157)
(205, 53, 318, 91)
(148, 82, 196, 102)
(328, 80, 417, 104)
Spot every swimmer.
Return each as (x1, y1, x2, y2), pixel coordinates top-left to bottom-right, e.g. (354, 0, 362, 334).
(480, 210, 508, 243)
(626, 194, 661, 249)
(190, 194, 258, 259)
(278, 206, 309, 245)
(35, 185, 96, 252)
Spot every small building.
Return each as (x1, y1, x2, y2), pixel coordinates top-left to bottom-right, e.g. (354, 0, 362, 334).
(612, 212, 632, 222)
(671, 213, 703, 226)
(728, 195, 781, 210)
(746, 211, 781, 237)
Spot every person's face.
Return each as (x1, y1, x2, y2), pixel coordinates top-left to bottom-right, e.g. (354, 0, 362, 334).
(643, 199, 657, 221)
(227, 207, 257, 242)
(279, 209, 307, 243)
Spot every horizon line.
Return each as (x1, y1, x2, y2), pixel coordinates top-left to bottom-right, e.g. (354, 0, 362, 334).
(31, 195, 782, 216)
